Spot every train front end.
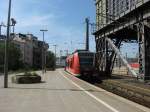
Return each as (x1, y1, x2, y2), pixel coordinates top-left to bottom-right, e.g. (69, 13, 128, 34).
(65, 50, 95, 77)
(78, 51, 95, 75)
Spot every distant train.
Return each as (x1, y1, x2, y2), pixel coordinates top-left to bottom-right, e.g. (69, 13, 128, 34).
(65, 50, 95, 77)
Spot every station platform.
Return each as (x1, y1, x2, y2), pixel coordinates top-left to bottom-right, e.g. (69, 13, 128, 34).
(0, 69, 149, 112)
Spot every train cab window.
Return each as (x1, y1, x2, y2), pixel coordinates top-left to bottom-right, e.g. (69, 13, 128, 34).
(80, 58, 93, 65)
(79, 53, 94, 66)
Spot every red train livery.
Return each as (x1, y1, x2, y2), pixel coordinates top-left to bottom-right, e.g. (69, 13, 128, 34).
(65, 50, 95, 77)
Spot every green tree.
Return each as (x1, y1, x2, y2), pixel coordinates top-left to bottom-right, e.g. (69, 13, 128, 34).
(8, 43, 23, 70)
(46, 51, 56, 70)
(0, 42, 23, 72)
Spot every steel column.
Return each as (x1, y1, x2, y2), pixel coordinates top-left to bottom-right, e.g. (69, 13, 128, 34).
(137, 22, 145, 80)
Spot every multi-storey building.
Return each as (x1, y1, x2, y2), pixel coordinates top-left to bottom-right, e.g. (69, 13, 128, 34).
(96, 0, 107, 30)
(13, 34, 34, 66)
(96, 0, 143, 27)
(13, 33, 49, 68)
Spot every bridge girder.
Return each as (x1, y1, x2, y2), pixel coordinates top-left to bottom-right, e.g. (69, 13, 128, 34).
(94, 1, 150, 81)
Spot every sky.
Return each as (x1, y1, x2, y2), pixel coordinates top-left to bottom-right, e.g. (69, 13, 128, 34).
(0, 0, 138, 57)
(0, 0, 96, 56)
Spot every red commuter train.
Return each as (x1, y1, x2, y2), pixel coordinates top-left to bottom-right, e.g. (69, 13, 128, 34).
(65, 50, 95, 77)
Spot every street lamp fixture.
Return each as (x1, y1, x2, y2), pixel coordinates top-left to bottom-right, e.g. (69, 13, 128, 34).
(40, 29, 48, 74)
(11, 18, 17, 25)
(40, 29, 48, 32)
(11, 18, 17, 35)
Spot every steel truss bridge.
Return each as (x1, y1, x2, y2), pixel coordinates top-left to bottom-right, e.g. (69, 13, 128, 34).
(93, 0, 150, 81)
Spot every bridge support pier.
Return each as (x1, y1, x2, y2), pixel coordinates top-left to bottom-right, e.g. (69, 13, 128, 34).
(138, 20, 150, 81)
(95, 37, 107, 76)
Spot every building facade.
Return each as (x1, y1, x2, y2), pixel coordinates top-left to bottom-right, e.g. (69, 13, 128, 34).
(96, 0, 107, 30)
(96, 0, 144, 28)
(13, 33, 49, 68)
(13, 34, 34, 66)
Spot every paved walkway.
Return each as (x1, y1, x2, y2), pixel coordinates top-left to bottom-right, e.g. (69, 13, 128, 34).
(0, 69, 149, 112)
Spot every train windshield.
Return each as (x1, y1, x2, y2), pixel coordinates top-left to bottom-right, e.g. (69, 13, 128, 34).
(78, 53, 94, 66)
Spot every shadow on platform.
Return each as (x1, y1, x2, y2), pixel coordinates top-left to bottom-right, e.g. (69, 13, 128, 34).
(8, 87, 106, 93)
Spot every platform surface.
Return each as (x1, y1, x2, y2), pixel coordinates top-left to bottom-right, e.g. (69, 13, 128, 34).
(0, 69, 150, 112)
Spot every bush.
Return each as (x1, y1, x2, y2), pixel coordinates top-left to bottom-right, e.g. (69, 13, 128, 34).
(12, 72, 41, 84)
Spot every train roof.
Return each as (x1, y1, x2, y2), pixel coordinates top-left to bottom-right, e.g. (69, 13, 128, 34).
(66, 49, 95, 59)
(73, 49, 94, 54)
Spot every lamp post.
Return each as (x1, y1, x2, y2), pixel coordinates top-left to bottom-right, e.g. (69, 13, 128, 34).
(85, 18, 89, 51)
(40, 29, 48, 74)
(4, 0, 12, 88)
(0, 25, 1, 36)
(60, 50, 63, 66)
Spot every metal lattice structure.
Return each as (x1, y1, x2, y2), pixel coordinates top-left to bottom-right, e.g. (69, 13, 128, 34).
(93, 0, 150, 81)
